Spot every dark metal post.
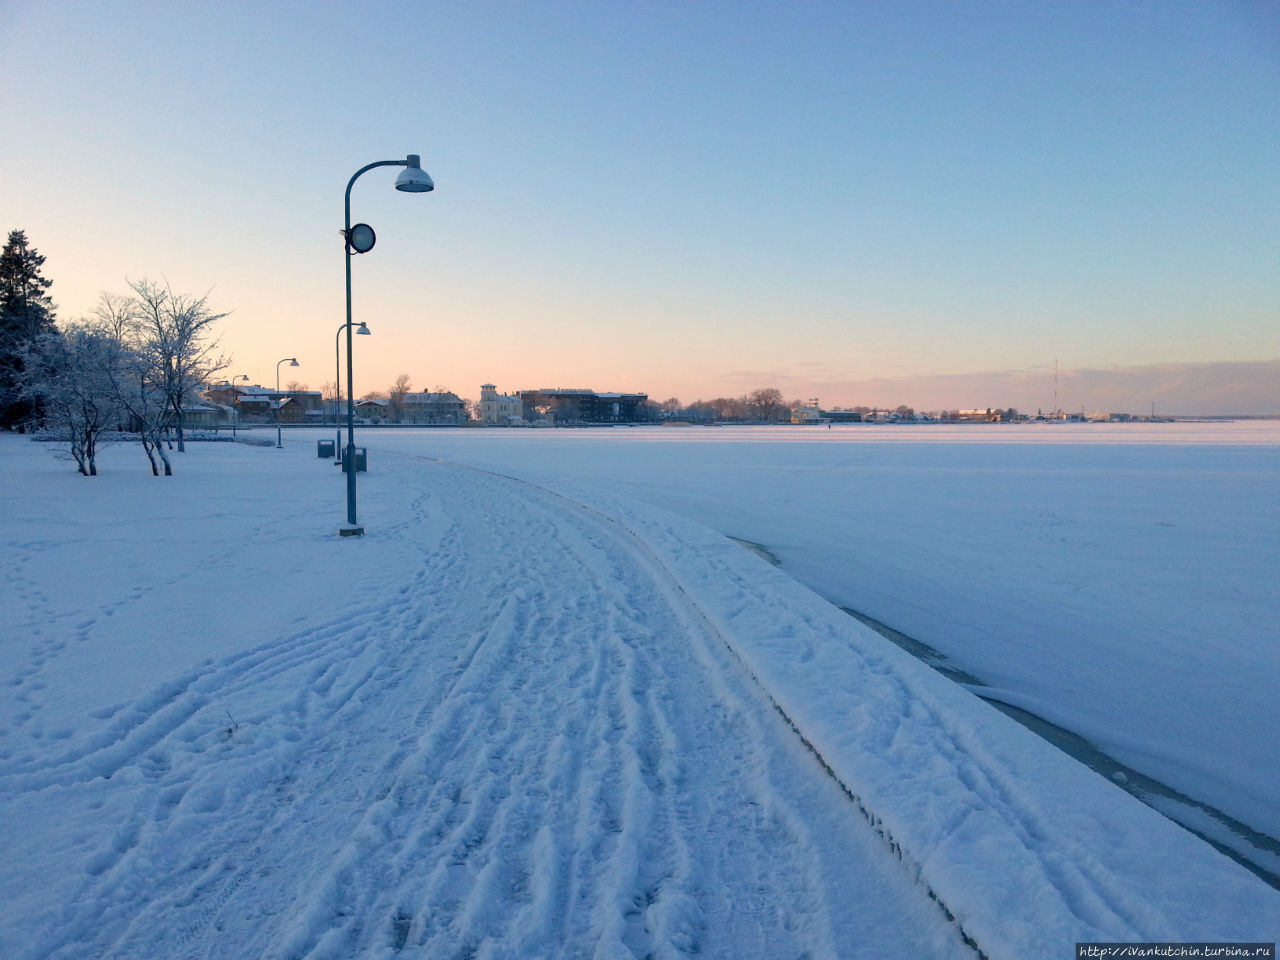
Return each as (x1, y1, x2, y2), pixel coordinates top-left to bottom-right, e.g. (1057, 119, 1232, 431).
(339, 157, 431, 535)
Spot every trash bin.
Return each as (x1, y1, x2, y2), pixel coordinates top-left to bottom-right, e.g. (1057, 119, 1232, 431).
(341, 446, 367, 473)
(317, 439, 335, 458)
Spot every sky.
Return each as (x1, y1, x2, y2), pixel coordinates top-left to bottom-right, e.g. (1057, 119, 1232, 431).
(1, 0, 1277, 415)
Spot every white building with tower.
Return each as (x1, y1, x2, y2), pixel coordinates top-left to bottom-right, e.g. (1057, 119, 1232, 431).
(480, 384, 524, 425)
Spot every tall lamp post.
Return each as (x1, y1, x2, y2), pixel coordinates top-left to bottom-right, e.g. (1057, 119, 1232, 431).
(334, 321, 370, 462)
(340, 154, 434, 536)
(275, 357, 299, 449)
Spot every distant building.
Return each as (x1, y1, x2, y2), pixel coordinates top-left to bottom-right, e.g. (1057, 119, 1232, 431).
(791, 399, 826, 424)
(480, 383, 523, 425)
(396, 391, 466, 424)
(518, 388, 648, 424)
(791, 399, 862, 424)
(203, 383, 324, 422)
(355, 398, 390, 421)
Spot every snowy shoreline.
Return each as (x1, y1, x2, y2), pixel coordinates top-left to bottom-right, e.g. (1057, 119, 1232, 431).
(839, 599, 1280, 889)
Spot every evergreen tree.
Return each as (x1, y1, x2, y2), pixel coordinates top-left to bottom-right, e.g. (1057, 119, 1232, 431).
(0, 229, 58, 427)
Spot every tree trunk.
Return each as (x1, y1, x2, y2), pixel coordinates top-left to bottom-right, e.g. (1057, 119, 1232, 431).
(140, 433, 160, 476)
(156, 439, 173, 476)
(86, 431, 98, 476)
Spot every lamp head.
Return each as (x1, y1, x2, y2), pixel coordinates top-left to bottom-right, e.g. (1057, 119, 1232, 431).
(289, 358, 300, 367)
(356, 322, 372, 335)
(395, 154, 435, 193)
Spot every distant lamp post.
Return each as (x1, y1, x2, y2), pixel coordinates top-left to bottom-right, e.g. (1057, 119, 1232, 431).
(334, 321, 370, 462)
(340, 154, 434, 536)
(232, 374, 248, 438)
(276, 357, 299, 448)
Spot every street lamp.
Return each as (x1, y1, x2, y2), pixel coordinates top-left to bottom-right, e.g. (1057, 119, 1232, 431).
(275, 358, 299, 449)
(340, 154, 434, 536)
(334, 321, 370, 462)
(232, 374, 248, 438)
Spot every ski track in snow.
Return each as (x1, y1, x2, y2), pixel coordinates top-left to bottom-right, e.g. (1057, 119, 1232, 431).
(1, 456, 972, 960)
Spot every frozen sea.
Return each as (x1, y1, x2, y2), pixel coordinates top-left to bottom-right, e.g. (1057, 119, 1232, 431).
(1, 421, 1277, 959)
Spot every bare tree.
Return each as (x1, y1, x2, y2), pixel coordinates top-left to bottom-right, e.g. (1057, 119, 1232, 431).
(87, 291, 141, 343)
(711, 395, 750, 421)
(748, 387, 785, 421)
(682, 400, 715, 424)
(129, 278, 229, 453)
(285, 380, 307, 392)
(389, 373, 412, 423)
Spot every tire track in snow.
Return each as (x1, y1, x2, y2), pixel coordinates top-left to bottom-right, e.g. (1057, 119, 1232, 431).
(335, 452, 976, 959)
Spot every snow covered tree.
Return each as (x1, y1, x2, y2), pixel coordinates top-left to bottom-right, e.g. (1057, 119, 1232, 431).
(0, 230, 59, 427)
(19, 327, 128, 475)
(94, 328, 174, 476)
(129, 278, 228, 453)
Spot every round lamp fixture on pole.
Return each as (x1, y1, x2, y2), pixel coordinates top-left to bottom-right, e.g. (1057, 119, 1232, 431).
(395, 155, 435, 193)
(347, 223, 376, 254)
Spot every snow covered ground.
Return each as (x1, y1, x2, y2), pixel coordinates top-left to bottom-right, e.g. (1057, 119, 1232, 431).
(376, 421, 1280, 879)
(2, 425, 1277, 959)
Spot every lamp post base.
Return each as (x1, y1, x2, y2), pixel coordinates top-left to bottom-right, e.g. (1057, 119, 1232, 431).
(339, 524, 365, 537)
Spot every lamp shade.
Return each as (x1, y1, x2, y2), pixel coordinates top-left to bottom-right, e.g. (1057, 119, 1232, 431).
(395, 154, 435, 193)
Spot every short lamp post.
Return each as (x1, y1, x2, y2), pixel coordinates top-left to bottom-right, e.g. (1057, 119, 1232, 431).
(339, 153, 434, 536)
(334, 321, 370, 462)
(275, 358, 299, 449)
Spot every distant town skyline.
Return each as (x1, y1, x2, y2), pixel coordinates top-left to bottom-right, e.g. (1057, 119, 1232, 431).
(246, 355, 1279, 420)
(3, 2, 1276, 416)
